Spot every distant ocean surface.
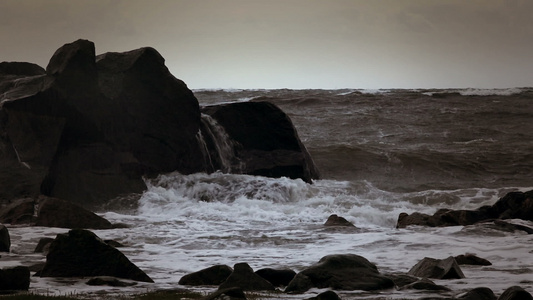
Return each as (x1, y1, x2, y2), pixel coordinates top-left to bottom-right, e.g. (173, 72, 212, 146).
(6, 88, 533, 299)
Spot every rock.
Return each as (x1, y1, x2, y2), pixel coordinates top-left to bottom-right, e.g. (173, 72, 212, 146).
(457, 287, 496, 300)
(34, 237, 54, 253)
(202, 287, 247, 300)
(39, 228, 153, 282)
(388, 273, 419, 288)
(202, 101, 320, 183)
(399, 278, 451, 291)
(498, 286, 533, 300)
(0, 62, 45, 79)
(324, 214, 355, 227)
(255, 268, 296, 287)
(306, 290, 341, 300)
(0, 266, 30, 291)
(0, 225, 10, 252)
(408, 256, 465, 279)
(86, 276, 137, 287)
(285, 254, 394, 293)
(396, 190, 533, 228)
(493, 220, 533, 234)
(218, 263, 275, 291)
(454, 254, 492, 266)
(178, 265, 233, 286)
(0, 196, 113, 229)
(104, 240, 125, 248)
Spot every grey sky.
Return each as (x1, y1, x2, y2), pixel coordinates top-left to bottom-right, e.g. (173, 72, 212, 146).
(1, 0, 532, 89)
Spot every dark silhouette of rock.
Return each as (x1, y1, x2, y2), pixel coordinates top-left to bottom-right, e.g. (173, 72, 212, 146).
(306, 290, 341, 300)
(0, 225, 10, 252)
(218, 263, 275, 291)
(388, 273, 419, 288)
(0, 196, 113, 229)
(34, 237, 54, 253)
(454, 254, 492, 266)
(202, 101, 320, 183)
(285, 254, 394, 293)
(324, 214, 355, 227)
(179, 265, 233, 286)
(39, 229, 153, 282)
(1, 39, 319, 207)
(398, 278, 450, 291)
(408, 256, 465, 279)
(493, 220, 533, 234)
(0, 266, 30, 291)
(202, 287, 247, 300)
(86, 276, 137, 287)
(458, 287, 496, 300)
(255, 268, 296, 287)
(397, 190, 533, 228)
(498, 286, 533, 300)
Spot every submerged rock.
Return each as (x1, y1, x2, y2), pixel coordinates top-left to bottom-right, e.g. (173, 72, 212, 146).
(179, 265, 233, 286)
(285, 254, 394, 293)
(457, 287, 496, 300)
(40, 229, 153, 282)
(454, 254, 492, 266)
(218, 263, 275, 291)
(408, 256, 465, 279)
(324, 214, 356, 227)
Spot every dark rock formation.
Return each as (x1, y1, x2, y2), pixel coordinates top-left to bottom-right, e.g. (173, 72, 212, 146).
(178, 264, 233, 286)
(457, 287, 496, 300)
(324, 214, 355, 227)
(498, 286, 533, 300)
(285, 254, 394, 293)
(255, 268, 296, 287)
(397, 190, 533, 228)
(1, 39, 319, 207)
(0, 225, 10, 252)
(86, 276, 137, 287)
(0, 266, 30, 291)
(398, 278, 451, 291)
(39, 228, 153, 282)
(408, 256, 465, 279)
(202, 287, 247, 300)
(201, 101, 320, 183)
(218, 263, 275, 291)
(454, 254, 492, 266)
(34, 237, 54, 253)
(306, 290, 341, 300)
(0, 196, 112, 229)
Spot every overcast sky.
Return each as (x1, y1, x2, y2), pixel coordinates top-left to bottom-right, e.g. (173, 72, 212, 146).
(1, 0, 532, 89)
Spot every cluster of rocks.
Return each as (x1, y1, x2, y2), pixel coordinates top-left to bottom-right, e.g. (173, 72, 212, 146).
(0, 39, 319, 208)
(177, 253, 532, 300)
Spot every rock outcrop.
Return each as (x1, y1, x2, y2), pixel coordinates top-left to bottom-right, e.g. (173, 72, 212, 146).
(397, 190, 533, 228)
(408, 256, 465, 279)
(178, 264, 233, 286)
(285, 254, 394, 293)
(218, 263, 275, 291)
(39, 229, 153, 282)
(0, 39, 319, 207)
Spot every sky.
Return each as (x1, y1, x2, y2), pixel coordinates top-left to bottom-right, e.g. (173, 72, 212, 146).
(1, 0, 532, 89)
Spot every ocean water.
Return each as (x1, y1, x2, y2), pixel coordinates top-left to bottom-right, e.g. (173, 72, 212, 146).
(4, 88, 533, 299)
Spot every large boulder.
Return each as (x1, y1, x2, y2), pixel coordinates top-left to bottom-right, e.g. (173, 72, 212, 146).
(0, 196, 113, 229)
(218, 263, 275, 291)
(408, 256, 465, 279)
(255, 268, 296, 287)
(39, 229, 153, 282)
(178, 264, 233, 286)
(498, 286, 533, 300)
(285, 254, 394, 293)
(201, 101, 320, 183)
(0, 266, 31, 291)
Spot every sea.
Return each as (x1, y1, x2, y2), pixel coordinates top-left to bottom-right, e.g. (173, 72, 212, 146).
(4, 88, 533, 299)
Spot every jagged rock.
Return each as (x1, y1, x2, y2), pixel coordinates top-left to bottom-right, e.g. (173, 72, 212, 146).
(202, 287, 247, 300)
(454, 254, 492, 266)
(39, 229, 153, 282)
(34, 237, 54, 253)
(0, 266, 30, 291)
(285, 254, 394, 293)
(0, 225, 10, 252)
(408, 256, 465, 279)
(202, 101, 320, 183)
(218, 263, 275, 291)
(457, 287, 496, 300)
(86, 276, 137, 287)
(179, 265, 233, 286)
(0, 196, 113, 229)
(324, 214, 355, 227)
(498, 286, 533, 300)
(397, 190, 533, 228)
(306, 290, 341, 300)
(255, 268, 296, 287)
